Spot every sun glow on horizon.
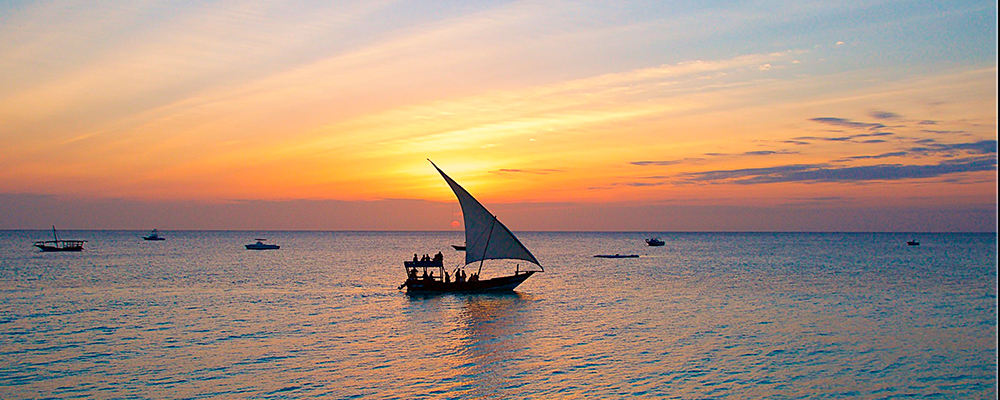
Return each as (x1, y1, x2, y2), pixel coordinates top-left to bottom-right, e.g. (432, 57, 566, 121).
(0, 1, 995, 230)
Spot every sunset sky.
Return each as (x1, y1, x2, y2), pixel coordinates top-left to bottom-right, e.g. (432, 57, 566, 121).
(1, 1, 996, 231)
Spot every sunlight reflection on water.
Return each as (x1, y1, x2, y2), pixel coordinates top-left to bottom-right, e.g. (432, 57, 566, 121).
(0, 231, 996, 398)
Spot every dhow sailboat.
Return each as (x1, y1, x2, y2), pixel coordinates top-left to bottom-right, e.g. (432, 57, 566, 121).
(400, 160, 543, 293)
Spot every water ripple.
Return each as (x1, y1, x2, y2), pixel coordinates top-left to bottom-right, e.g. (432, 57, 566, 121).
(0, 231, 995, 399)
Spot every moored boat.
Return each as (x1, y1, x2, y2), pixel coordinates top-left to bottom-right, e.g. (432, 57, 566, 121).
(594, 254, 639, 258)
(246, 239, 280, 250)
(645, 237, 665, 246)
(34, 226, 86, 252)
(400, 160, 543, 293)
(143, 229, 165, 241)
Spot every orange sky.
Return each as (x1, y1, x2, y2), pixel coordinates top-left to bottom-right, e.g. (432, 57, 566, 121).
(0, 1, 996, 231)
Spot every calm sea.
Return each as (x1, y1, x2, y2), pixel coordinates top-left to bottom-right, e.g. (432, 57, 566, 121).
(0, 230, 996, 399)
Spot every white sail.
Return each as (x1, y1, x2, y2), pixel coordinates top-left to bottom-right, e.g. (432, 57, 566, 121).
(430, 161, 540, 267)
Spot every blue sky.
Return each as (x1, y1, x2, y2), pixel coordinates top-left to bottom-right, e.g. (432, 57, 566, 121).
(0, 1, 995, 231)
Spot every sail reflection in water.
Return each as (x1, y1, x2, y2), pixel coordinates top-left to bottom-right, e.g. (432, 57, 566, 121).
(395, 293, 535, 398)
(451, 294, 532, 397)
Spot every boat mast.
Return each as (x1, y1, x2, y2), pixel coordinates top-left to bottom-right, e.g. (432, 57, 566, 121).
(477, 217, 497, 276)
(52, 226, 58, 242)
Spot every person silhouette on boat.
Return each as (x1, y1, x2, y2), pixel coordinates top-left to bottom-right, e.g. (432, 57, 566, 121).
(408, 267, 417, 280)
(444, 271, 450, 283)
(433, 251, 442, 262)
(413, 254, 418, 262)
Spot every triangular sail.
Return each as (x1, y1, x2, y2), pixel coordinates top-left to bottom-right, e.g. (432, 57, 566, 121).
(430, 160, 540, 267)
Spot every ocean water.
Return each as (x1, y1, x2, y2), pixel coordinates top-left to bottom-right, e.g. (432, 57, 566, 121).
(0, 230, 995, 399)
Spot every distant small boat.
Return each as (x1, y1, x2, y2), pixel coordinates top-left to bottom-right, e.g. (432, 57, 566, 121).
(246, 239, 280, 250)
(645, 237, 665, 246)
(34, 226, 86, 252)
(594, 254, 639, 258)
(451, 244, 466, 251)
(907, 240, 920, 246)
(143, 229, 165, 241)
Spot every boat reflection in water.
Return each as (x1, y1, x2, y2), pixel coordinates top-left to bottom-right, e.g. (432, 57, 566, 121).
(404, 292, 534, 398)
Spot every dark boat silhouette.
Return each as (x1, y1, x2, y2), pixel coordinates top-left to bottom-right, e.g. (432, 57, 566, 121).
(246, 239, 280, 250)
(594, 254, 639, 258)
(34, 226, 86, 252)
(400, 160, 543, 293)
(143, 229, 165, 241)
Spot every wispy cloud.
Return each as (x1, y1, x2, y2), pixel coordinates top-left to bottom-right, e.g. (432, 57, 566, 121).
(922, 129, 967, 135)
(679, 155, 996, 185)
(834, 151, 909, 162)
(489, 168, 563, 175)
(682, 164, 824, 183)
(810, 117, 886, 131)
(792, 131, 895, 143)
(630, 157, 710, 166)
(910, 139, 998, 155)
(631, 160, 687, 166)
(869, 111, 901, 120)
(631, 151, 796, 167)
(741, 150, 787, 156)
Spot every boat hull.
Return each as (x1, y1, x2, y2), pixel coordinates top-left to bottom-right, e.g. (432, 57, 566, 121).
(246, 244, 280, 250)
(34, 240, 85, 252)
(35, 244, 84, 252)
(404, 271, 535, 293)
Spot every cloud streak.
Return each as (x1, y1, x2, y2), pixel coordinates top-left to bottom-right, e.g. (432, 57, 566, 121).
(911, 140, 998, 155)
(490, 168, 563, 175)
(810, 117, 886, 131)
(679, 155, 996, 185)
(632, 151, 798, 167)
